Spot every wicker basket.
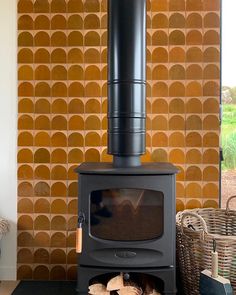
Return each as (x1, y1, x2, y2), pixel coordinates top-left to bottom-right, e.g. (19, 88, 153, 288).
(176, 196, 236, 295)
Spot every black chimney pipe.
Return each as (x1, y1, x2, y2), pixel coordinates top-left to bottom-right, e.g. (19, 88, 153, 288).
(108, 0, 146, 167)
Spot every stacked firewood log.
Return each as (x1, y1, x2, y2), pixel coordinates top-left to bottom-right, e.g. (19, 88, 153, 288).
(89, 274, 161, 295)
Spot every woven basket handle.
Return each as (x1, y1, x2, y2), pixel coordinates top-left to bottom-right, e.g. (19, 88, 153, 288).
(180, 212, 208, 234)
(226, 195, 236, 213)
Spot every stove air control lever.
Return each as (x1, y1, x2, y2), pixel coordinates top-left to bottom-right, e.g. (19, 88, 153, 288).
(76, 212, 85, 254)
(123, 273, 130, 281)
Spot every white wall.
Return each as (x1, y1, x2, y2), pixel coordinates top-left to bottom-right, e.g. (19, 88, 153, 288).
(222, 0, 236, 87)
(0, 0, 17, 280)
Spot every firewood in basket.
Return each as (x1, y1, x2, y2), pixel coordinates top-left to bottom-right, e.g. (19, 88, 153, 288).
(89, 283, 110, 295)
(107, 274, 124, 291)
(117, 286, 142, 295)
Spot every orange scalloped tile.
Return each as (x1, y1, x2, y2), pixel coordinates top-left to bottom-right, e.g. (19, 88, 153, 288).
(17, 0, 220, 279)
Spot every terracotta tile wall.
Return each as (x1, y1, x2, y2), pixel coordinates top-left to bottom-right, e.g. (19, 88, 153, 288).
(17, 0, 221, 280)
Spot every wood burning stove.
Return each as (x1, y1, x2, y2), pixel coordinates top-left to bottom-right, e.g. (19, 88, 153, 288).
(76, 0, 178, 293)
(76, 164, 178, 294)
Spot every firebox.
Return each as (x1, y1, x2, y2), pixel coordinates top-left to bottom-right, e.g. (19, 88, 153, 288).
(76, 0, 178, 294)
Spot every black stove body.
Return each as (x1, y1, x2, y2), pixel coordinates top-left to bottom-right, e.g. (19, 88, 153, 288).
(76, 0, 178, 294)
(76, 163, 178, 294)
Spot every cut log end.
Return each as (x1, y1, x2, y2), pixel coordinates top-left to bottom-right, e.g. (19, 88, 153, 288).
(118, 286, 143, 295)
(89, 283, 110, 295)
(107, 274, 124, 291)
(89, 273, 161, 295)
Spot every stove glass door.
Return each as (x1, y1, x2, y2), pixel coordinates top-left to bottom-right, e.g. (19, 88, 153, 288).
(90, 189, 164, 241)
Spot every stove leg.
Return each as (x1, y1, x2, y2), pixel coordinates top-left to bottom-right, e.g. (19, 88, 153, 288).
(76, 268, 90, 294)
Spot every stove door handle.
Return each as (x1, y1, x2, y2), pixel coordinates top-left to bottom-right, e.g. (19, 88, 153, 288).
(76, 227, 82, 254)
(76, 212, 85, 254)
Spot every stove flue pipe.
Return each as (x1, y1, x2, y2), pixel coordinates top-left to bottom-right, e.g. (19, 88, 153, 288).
(108, 0, 146, 167)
